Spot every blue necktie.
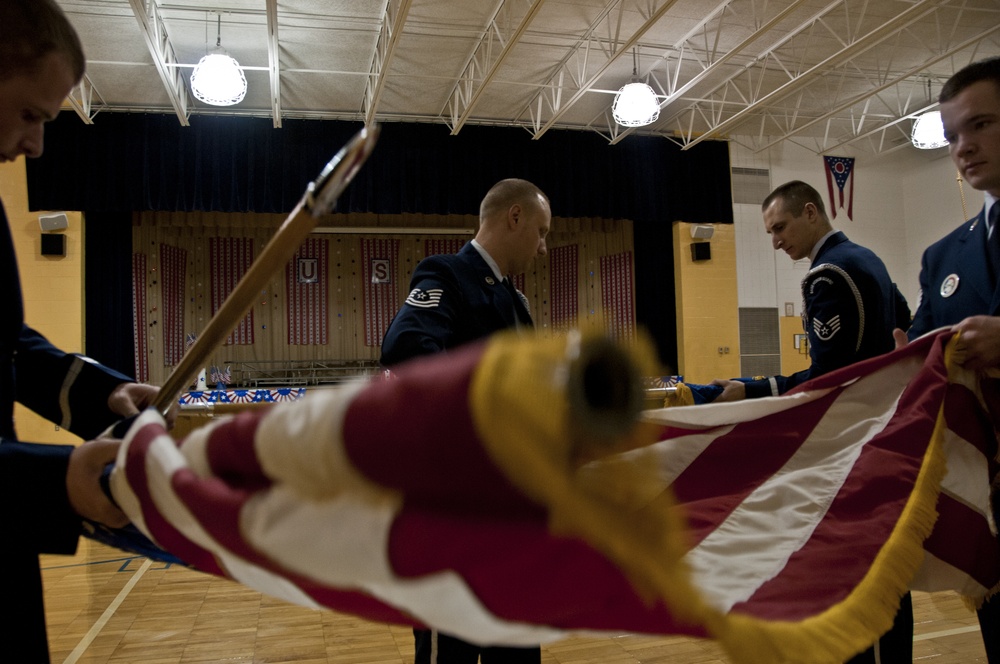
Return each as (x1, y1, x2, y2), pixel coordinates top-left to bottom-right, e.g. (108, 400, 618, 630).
(502, 278, 531, 326)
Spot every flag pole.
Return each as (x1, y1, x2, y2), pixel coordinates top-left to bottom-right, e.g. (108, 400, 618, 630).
(151, 125, 379, 417)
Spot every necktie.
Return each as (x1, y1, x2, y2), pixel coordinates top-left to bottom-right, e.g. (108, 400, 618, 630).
(502, 278, 531, 326)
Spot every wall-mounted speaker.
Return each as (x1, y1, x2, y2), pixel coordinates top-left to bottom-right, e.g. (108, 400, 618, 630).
(690, 241, 711, 261)
(690, 224, 714, 239)
(39, 212, 69, 232)
(41, 234, 66, 257)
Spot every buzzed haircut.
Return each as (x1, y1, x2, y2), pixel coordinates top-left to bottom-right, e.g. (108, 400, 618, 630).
(0, 0, 86, 82)
(940, 57, 1000, 104)
(480, 179, 549, 221)
(762, 180, 827, 217)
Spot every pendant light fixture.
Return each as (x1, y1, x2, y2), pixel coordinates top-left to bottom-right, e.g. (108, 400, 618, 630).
(190, 13, 247, 106)
(612, 49, 660, 127)
(911, 78, 947, 150)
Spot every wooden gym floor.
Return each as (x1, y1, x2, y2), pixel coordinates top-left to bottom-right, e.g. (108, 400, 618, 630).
(42, 538, 988, 664)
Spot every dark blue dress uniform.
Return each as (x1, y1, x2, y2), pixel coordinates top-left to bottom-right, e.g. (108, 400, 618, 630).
(380, 240, 539, 664)
(908, 203, 1000, 664)
(381, 242, 532, 367)
(909, 206, 1000, 335)
(742, 231, 909, 398)
(1, 201, 133, 663)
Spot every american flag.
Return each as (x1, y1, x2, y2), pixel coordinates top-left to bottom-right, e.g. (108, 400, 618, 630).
(209, 365, 232, 385)
(109, 328, 998, 664)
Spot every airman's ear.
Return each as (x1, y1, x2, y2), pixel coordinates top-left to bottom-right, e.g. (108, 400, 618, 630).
(507, 203, 522, 229)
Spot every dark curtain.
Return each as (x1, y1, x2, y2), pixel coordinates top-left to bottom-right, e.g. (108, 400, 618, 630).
(27, 113, 733, 369)
(83, 210, 134, 376)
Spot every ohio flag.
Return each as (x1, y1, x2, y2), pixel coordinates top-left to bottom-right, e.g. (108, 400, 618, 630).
(824, 155, 856, 220)
(107, 328, 998, 664)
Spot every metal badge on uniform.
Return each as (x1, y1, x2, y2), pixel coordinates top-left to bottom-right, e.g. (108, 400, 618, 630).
(940, 274, 959, 298)
(485, 276, 495, 285)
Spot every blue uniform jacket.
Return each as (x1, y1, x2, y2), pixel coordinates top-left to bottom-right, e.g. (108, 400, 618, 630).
(0, 201, 132, 552)
(744, 231, 907, 398)
(908, 208, 1000, 338)
(380, 242, 532, 366)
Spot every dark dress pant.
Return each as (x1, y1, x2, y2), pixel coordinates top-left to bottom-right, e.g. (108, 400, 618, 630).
(845, 591, 913, 664)
(413, 628, 540, 664)
(0, 547, 51, 663)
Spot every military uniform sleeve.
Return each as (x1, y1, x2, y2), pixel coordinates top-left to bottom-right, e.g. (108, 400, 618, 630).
(14, 325, 133, 440)
(0, 440, 80, 554)
(907, 250, 935, 340)
(380, 258, 465, 367)
(742, 264, 864, 398)
(799, 263, 865, 381)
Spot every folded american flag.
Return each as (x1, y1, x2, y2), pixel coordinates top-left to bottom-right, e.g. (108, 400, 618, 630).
(107, 328, 998, 664)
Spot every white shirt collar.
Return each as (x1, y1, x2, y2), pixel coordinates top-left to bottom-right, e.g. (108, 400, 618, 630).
(985, 191, 998, 237)
(809, 229, 839, 264)
(470, 238, 504, 280)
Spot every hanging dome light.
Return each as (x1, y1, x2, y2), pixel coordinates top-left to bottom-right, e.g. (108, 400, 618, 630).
(613, 81, 660, 127)
(911, 110, 947, 150)
(190, 14, 246, 107)
(613, 48, 660, 127)
(191, 52, 247, 106)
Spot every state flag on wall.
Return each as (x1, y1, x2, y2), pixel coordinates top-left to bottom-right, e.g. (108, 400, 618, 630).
(823, 156, 856, 220)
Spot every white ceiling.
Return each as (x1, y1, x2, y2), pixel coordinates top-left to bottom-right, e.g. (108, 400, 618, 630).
(57, 0, 1000, 156)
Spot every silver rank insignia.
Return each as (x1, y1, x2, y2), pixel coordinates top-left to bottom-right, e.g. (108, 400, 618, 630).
(940, 274, 959, 298)
(813, 315, 841, 341)
(404, 288, 443, 308)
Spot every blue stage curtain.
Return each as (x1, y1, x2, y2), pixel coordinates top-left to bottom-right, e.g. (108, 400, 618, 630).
(27, 113, 733, 370)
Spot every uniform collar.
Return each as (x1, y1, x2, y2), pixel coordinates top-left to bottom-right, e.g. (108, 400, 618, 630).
(809, 229, 840, 264)
(470, 238, 504, 281)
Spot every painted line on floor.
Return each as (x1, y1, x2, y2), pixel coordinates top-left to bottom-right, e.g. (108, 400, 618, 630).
(61, 557, 153, 664)
(914, 624, 981, 641)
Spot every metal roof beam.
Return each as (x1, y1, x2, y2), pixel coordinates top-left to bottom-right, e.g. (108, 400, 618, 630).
(266, 0, 282, 128)
(608, 0, 810, 144)
(363, 0, 413, 126)
(671, 0, 944, 149)
(65, 73, 104, 125)
(442, 0, 546, 135)
(752, 24, 1000, 153)
(520, 0, 683, 140)
(127, 0, 192, 126)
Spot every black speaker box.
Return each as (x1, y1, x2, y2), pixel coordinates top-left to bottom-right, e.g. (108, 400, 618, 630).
(690, 241, 711, 261)
(41, 234, 66, 256)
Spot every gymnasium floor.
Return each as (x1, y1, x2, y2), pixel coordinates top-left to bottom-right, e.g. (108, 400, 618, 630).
(42, 539, 987, 664)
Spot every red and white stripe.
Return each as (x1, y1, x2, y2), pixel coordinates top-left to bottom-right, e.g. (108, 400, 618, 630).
(132, 252, 148, 382)
(111, 330, 998, 664)
(425, 238, 466, 257)
(159, 244, 187, 366)
(286, 237, 328, 345)
(210, 237, 255, 345)
(549, 244, 578, 331)
(362, 238, 399, 346)
(600, 251, 634, 342)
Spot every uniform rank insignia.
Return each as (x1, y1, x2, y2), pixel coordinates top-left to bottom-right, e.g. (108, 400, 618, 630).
(813, 315, 841, 340)
(405, 288, 443, 308)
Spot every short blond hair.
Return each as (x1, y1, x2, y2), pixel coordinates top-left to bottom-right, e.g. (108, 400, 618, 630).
(479, 179, 549, 221)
